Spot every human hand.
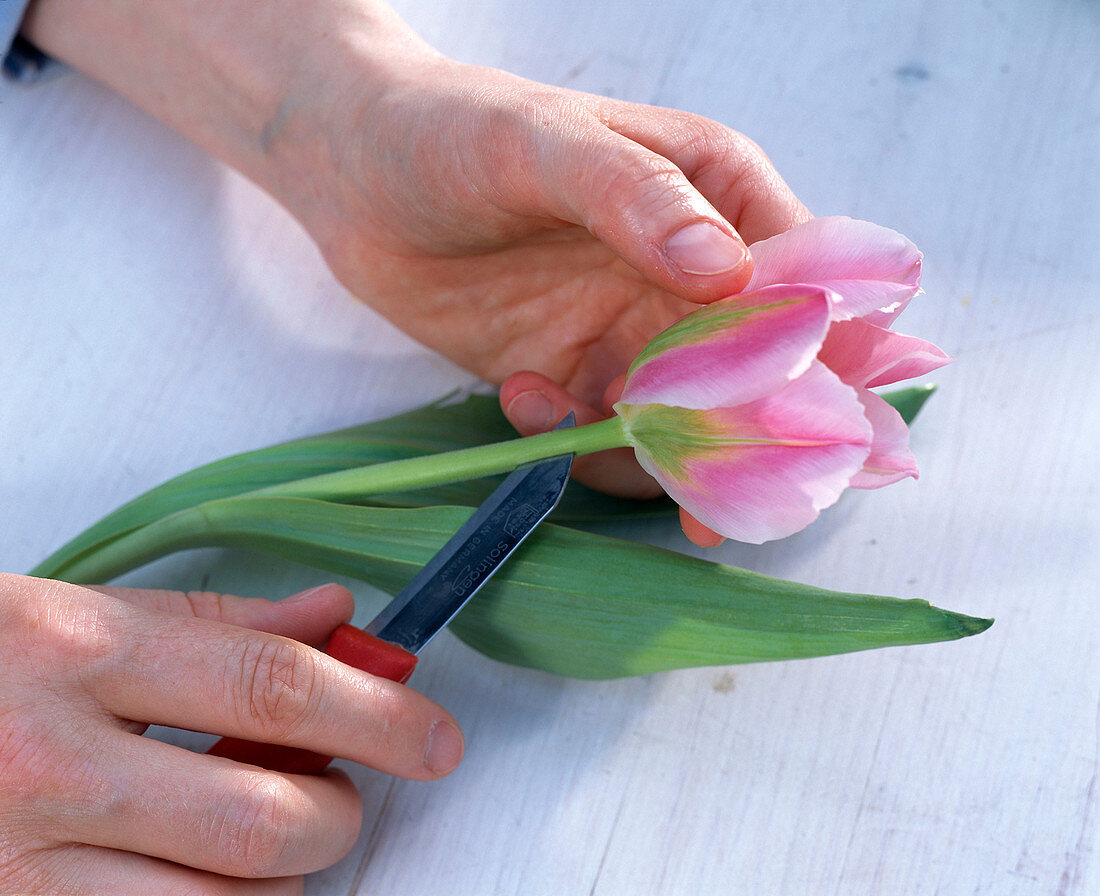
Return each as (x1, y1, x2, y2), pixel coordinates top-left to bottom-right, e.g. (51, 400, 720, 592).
(282, 58, 811, 543)
(20, 0, 811, 544)
(0, 574, 463, 894)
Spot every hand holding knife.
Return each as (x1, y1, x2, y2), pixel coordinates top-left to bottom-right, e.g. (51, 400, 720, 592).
(208, 414, 576, 774)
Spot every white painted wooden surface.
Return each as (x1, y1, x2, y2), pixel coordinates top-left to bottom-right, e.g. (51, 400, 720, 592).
(2, 0, 1097, 893)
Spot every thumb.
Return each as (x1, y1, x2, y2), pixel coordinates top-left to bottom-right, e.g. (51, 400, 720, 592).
(542, 127, 753, 301)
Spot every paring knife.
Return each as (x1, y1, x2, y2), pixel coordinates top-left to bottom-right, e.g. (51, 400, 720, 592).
(207, 413, 576, 774)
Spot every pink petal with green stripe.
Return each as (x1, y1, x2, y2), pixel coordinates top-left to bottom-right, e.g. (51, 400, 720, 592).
(617, 362, 872, 544)
(620, 284, 832, 410)
(745, 217, 923, 322)
(849, 391, 919, 489)
(818, 318, 952, 389)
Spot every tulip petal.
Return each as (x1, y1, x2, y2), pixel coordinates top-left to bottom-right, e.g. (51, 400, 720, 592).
(620, 284, 832, 410)
(618, 362, 872, 544)
(745, 217, 923, 321)
(849, 391, 919, 489)
(818, 318, 952, 389)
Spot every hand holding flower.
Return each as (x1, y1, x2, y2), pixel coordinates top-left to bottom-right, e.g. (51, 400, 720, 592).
(504, 217, 950, 543)
(39, 216, 941, 568)
(22, 0, 810, 512)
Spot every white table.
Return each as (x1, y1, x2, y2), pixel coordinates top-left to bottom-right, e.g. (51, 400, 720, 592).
(2, 1, 1097, 893)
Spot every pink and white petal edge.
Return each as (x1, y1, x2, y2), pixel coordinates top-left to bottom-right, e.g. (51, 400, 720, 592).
(848, 391, 919, 489)
(818, 318, 952, 389)
(746, 217, 923, 322)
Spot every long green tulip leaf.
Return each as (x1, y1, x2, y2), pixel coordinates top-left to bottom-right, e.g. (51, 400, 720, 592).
(51, 496, 989, 680)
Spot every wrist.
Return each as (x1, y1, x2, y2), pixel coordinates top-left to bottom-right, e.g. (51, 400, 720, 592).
(255, 9, 448, 244)
(20, 0, 441, 227)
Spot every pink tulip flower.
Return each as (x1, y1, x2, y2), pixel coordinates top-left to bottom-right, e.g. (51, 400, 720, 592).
(613, 217, 950, 544)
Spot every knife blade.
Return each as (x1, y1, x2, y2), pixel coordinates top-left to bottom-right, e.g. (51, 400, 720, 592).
(207, 413, 575, 773)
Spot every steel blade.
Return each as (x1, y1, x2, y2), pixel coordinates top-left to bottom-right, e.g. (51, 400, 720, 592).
(364, 415, 575, 654)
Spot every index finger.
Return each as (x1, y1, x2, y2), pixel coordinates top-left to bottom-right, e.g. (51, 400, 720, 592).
(87, 597, 464, 780)
(87, 582, 355, 646)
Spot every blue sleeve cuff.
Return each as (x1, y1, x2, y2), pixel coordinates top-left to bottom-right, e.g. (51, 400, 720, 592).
(2, 0, 62, 83)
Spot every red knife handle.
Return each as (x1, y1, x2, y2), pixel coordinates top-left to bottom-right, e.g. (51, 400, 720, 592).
(207, 624, 418, 775)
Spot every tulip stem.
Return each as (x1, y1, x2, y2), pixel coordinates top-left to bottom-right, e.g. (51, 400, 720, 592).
(249, 415, 630, 503)
(49, 416, 633, 583)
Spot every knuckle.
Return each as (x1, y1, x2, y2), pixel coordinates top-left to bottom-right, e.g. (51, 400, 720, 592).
(237, 637, 321, 739)
(589, 151, 689, 222)
(682, 126, 779, 216)
(1, 578, 121, 686)
(57, 604, 118, 671)
(476, 92, 567, 202)
(483, 87, 568, 148)
(474, 88, 603, 211)
(666, 114, 761, 166)
(204, 774, 301, 877)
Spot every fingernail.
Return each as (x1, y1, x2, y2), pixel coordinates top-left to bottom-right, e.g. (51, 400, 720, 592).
(664, 222, 749, 276)
(424, 721, 464, 774)
(693, 531, 726, 548)
(505, 390, 554, 432)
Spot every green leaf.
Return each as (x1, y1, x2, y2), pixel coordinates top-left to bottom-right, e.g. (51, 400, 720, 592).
(54, 497, 990, 679)
(31, 387, 933, 580)
(35, 382, 981, 679)
(30, 393, 667, 579)
(881, 383, 937, 425)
